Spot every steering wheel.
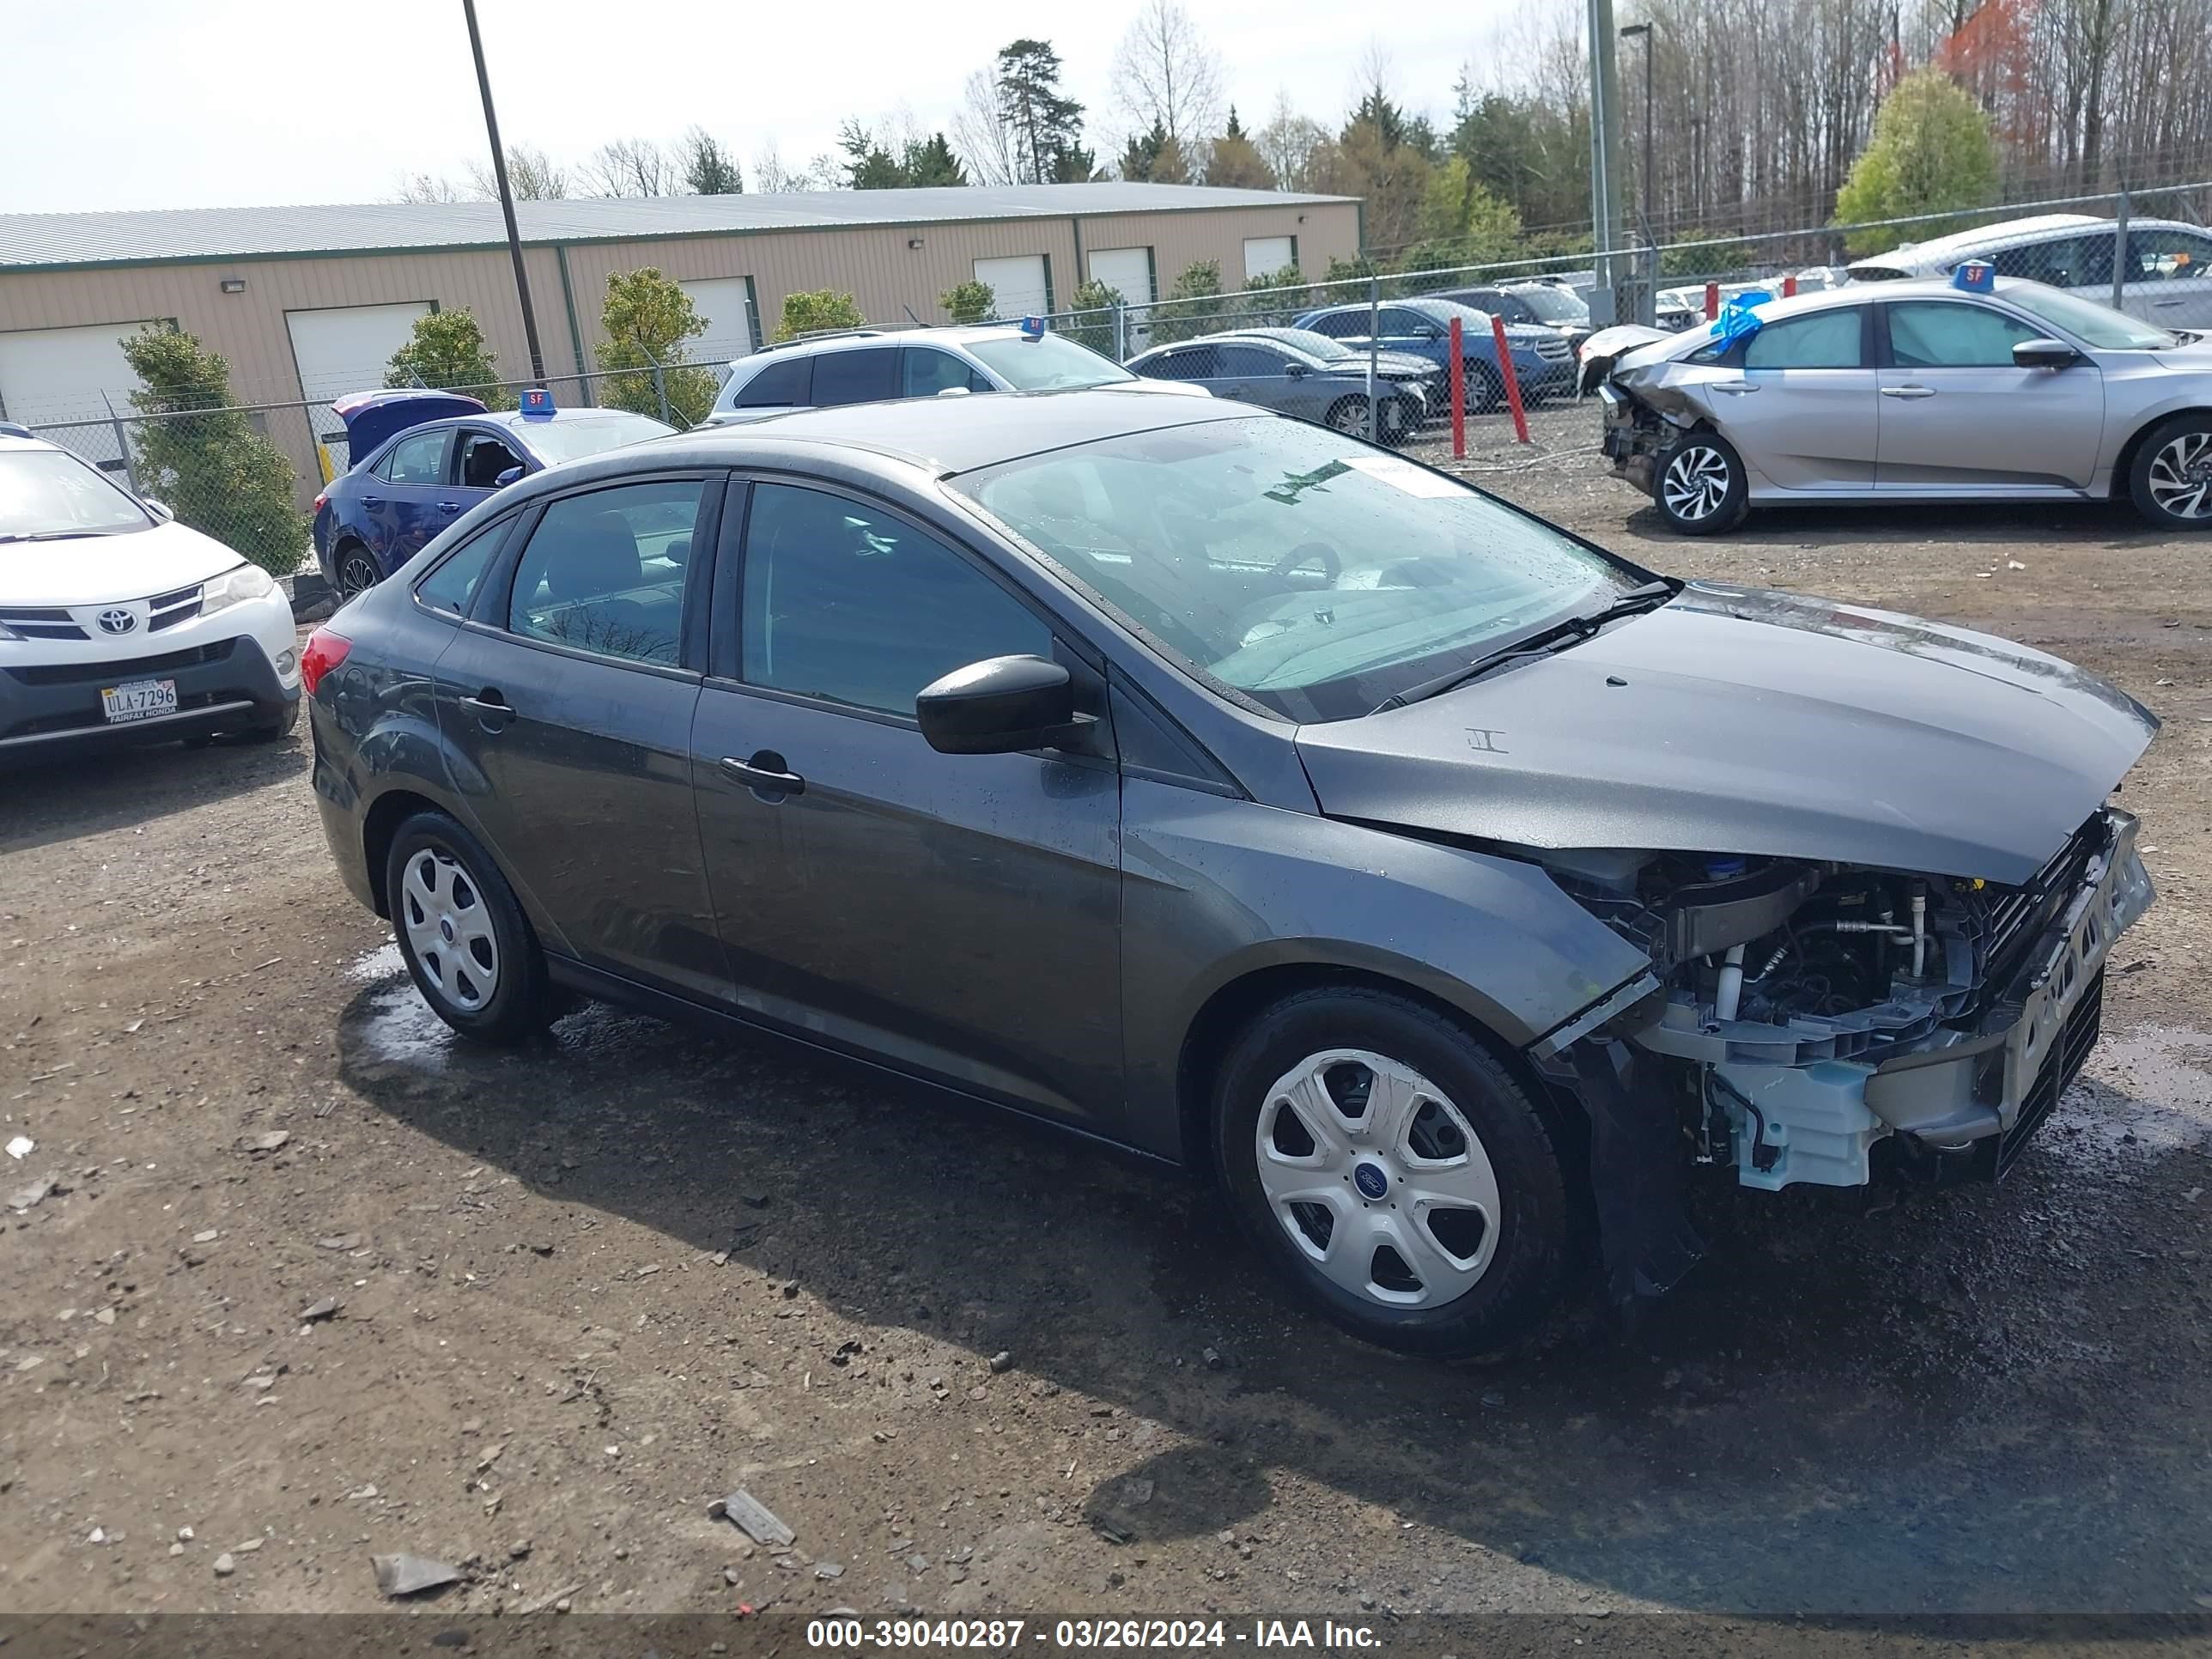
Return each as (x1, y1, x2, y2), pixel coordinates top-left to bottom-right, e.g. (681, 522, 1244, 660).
(1270, 541, 1341, 584)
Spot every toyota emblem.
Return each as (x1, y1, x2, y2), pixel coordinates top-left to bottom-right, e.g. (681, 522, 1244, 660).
(97, 607, 137, 635)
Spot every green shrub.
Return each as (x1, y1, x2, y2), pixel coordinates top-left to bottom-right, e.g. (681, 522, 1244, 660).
(940, 280, 995, 325)
(595, 268, 718, 426)
(775, 289, 866, 342)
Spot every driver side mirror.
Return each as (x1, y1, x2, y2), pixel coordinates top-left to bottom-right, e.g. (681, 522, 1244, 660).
(495, 465, 524, 487)
(143, 498, 174, 521)
(916, 655, 1091, 756)
(2013, 337, 2081, 370)
(1285, 362, 1310, 379)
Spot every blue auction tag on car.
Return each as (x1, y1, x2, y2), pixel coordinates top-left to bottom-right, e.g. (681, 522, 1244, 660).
(1019, 315, 1046, 340)
(1953, 259, 1996, 293)
(519, 386, 556, 420)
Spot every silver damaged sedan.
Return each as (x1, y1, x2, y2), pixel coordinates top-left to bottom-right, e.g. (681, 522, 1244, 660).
(1586, 273, 2212, 533)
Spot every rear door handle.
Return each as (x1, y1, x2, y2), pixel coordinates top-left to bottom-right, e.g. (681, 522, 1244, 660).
(2154, 298, 2187, 308)
(436, 501, 463, 514)
(458, 690, 513, 728)
(720, 752, 805, 797)
(360, 495, 385, 508)
(1881, 386, 1937, 399)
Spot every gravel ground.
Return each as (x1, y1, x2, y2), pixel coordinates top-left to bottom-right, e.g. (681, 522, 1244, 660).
(4, 404, 2211, 1644)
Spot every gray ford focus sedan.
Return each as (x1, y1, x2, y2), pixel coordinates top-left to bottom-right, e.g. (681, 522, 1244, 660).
(306, 389, 2155, 1359)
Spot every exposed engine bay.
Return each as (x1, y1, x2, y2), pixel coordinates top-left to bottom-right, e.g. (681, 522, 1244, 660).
(1541, 808, 2154, 1192)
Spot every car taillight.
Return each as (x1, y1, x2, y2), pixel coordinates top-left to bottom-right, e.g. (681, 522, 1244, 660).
(313, 491, 327, 512)
(299, 628, 351, 696)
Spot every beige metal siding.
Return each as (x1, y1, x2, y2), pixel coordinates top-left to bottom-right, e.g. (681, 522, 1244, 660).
(1074, 202, 1359, 291)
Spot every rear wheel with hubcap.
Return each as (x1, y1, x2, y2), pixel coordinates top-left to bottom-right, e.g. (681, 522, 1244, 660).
(383, 809, 555, 1044)
(1212, 988, 1573, 1359)
(335, 543, 380, 600)
(1655, 432, 1749, 534)
(2130, 414, 2212, 530)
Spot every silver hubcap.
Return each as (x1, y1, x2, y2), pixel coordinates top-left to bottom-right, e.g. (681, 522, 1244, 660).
(1254, 1048, 1503, 1309)
(401, 848, 499, 1012)
(1331, 402, 1365, 434)
(339, 552, 379, 599)
(1662, 445, 1732, 520)
(2147, 432, 2212, 520)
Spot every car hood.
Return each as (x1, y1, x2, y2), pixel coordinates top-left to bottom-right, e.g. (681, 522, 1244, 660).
(1103, 379, 1212, 398)
(1293, 583, 2159, 884)
(2, 519, 246, 606)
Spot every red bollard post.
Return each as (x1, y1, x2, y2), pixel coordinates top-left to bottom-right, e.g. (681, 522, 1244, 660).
(1449, 315, 1466, 459)
(1782, 274, 1798, 299)
(1705, 281, 1721, 320)
(1490, 313, 1530, 445)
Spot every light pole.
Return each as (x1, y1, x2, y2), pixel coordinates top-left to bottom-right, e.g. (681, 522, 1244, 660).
(463, 0, 547, 388)
(1619, 21, 1656, 240)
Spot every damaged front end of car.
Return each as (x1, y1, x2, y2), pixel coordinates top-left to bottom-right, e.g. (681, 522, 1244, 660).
(1525, 811, 2154, 1304)
(1580, 324, 1709, 496)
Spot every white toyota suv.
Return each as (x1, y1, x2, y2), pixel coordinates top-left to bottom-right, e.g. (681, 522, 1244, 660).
(0, 426, 301, 765)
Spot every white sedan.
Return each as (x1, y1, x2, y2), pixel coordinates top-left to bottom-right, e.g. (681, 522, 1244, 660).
(0, 427, 301, 764)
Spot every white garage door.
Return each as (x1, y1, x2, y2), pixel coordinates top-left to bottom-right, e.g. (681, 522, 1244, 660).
(0, 321, 155, 428)
(680, 276, 759, 366)
(973, 254, 1050, 319)
(1243, 236, 1297, 282)
(287, 302, 433, 441)
(1086, 247, 1154, 307)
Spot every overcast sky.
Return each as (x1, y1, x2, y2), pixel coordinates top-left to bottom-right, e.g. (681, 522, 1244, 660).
(3, 0, 1522, 214)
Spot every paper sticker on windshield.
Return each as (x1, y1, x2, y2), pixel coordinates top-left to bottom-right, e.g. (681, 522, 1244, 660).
(1339, 456, 1462, 497)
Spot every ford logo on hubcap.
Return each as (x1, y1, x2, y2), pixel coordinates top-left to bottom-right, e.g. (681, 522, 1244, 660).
(97, 607, 137, 635)
(1353, 1162, 1389, 1200)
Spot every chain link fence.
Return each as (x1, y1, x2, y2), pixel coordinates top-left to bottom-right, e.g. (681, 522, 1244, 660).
(15, 181, 2209, 570)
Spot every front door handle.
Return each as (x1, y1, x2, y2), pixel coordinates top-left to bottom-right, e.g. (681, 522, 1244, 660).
(2154, 298, 2187, 308)
(720, 751, 805, 797)
(436, 501, 463, 514)
(458, 689, 513, 729)
(1881, 385, 1937, 399)
(1712, 379, 1759, 394)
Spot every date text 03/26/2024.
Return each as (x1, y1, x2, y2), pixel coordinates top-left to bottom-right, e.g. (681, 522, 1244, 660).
(803, 1618, 1382, 1649)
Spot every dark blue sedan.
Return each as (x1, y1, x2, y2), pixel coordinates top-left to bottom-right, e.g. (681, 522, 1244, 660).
(313, 392, 674, 598)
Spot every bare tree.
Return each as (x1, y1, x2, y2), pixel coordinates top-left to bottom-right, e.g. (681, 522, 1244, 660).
(952, 64, 1021, 185)
(393, 172, 464, 204)
(1111, 0, 1224, 155)
(1255, 91, 1326, 191)
(464, 143, 569, 202)
(585, 137, 672, 198)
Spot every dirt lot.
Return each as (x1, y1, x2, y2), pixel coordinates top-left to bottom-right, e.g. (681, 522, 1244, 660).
(4, 403, 2212, 1643)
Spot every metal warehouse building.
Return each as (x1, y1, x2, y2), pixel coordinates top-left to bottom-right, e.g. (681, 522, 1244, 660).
(0, 182, 1358, 489)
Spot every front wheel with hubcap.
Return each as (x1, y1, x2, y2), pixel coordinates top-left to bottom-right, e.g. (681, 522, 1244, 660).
(383, 809, 555, 1044)
(2130, 414, 2212, 530)
(1655, 431, 1749, 534)
(1212, 988, 1573, 1360)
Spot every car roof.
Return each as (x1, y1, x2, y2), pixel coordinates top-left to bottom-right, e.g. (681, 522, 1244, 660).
(654, 386, 1246, 477)
(732, 324, 1048, 367)
(0, 428, 57, 453)
(1847, 212, 2121, 271)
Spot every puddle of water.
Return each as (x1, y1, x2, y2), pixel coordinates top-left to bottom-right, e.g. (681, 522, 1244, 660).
(346, 941, 406, 983)
(355, 982, 459, 1072)
(2049, 1024, 2212, 1164)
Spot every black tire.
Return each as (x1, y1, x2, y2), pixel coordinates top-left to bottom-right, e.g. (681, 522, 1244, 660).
(334, 541, 380, 600)
(383, 809, 556, 1045)
(242, 697, 300, 743)
(1462, 360, 1504, 413)
(1210, 987, 1574, 1361)
(2127, 413, 2212, 531)
(1653, 430, 1750, 535)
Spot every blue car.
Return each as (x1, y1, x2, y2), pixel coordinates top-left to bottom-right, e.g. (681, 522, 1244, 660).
(313, 392, 675, 599)
(1290, 297, 1576, 410)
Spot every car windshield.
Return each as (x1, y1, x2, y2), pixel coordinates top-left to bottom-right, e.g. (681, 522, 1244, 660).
(2001, 281, 2182, 349)
(964, 333, 1135, 391)
(0, 449, 152, 543)
(952, 415, 1638, 721)
(1510, 285, 1589, 323)
(515, 413, 676, 465)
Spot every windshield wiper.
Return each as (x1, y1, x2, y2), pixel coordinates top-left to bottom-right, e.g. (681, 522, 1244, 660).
(1369, 580, 1675, 714)
(0, 530, 104, 544)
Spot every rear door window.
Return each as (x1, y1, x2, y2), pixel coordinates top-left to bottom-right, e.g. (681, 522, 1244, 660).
(505, 479, 702, 665)
(734, 356, 812, 408)
(1742, 309, 1866, 368)
(811, 348, 898, 407)
(377, 430, 447, 484)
